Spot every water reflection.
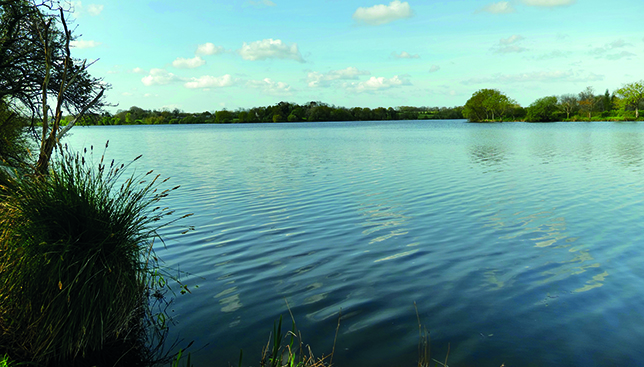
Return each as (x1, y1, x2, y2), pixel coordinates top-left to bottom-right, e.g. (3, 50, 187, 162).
(215, 286, 243, 313)
(528, 129, 559, 164)
(611, 131, 644, 168)
(356, 192, 414, 262)
(467, 128, 507, 170)
(482, 205, 609, 296)
(469, 145, 506, 167)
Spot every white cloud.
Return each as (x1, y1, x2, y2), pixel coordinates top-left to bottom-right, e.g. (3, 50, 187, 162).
(239, 39, 304, 62)
(87, 4, 104, 15)
(172, 56, 206, 69)
(142, 68, 181, 86)
(591, 39, 634, 59)
(184, 74, 235, 89)
(344, 75, 411, 92)
(496, 45, 527, 53)
(132, 67, 146, 74)
(605, 51, 636, 60)
(70, 2, 104, 17)
(500, 35, 524, 45)
(247, 78, 293, 95)
(606, 39, 629, 49)
(462, 70, 604, 85)
(196, 43, 224, 56)
(535, 50, 572, 60)
(70, 40, 101, 49)
(494, 35, 527, 53)
(429, 65, 440, 73)
(247, 0, 276, 7)
(353, 0, 413, 26)
(307, 67, 370, 87)
(478, 1, 515, 13)
(121, 92, 133, 96)
(521, 0, 575, 7)
(393, 51, 420, 59)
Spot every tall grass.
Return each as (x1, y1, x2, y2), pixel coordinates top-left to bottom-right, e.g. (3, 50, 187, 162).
(0, 143, 189, 365)
(255, 309, 338, 367)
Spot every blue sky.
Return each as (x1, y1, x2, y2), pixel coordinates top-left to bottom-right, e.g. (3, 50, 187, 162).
(68, 0, 643, 113)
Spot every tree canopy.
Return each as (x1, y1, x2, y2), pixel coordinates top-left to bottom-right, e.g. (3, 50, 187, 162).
(525, 96, 559, 122)
(463, 89, 514, 122)
(615, 80, 644, 119)
(0, 0, 109, 174)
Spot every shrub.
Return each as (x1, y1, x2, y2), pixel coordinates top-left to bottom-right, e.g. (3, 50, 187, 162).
(525, 96, 559, 122)
(0, 144, 186, 364)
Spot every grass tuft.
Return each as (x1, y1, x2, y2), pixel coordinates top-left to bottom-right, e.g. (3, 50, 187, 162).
(0, 144, 188, 365)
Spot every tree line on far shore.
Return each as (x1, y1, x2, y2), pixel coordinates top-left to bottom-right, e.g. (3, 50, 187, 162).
(70, 102, 465, 126)
(66, 81, 644, 126)
(463, 81, 644, 123)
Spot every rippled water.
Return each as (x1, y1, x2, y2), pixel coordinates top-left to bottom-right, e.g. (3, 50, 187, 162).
(66, 120, 644, 367)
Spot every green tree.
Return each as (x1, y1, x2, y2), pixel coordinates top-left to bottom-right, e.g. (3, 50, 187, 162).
(578, 86, 597, 119)
(287, 107, 304, 122)
(237, 110, 249, 122)
(372, 107, 387, 120)
(331, 107, 353, 121)
(602, 89, 613, 113)
(558, 94, 578, 120)
(463, 89, 513, 122)
(215, 110, 233, 123)
(354, 107, 373, 120)
(308, 105, 332, 122)
(1, 1, 108, 174)
(615, 80, 644, 119)
(526, 96, 559, 122)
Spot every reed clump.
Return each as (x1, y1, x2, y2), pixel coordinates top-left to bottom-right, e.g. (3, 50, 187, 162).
(0, 143, 188, 365)
(256, 311, 338, 367)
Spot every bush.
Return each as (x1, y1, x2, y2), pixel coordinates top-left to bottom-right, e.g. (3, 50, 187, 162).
(0, 144, 185, 364)
(525, 96, 559, 122)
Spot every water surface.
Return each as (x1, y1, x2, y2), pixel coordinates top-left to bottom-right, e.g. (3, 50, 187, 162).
(66, 120, 644, 367)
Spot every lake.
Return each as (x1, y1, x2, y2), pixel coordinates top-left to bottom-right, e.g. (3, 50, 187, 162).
(66, 120, 644, 367)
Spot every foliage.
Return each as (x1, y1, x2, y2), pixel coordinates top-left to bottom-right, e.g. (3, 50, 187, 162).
(463, 89, 514, 122)
(251, 311, 338, 367)
(601, 89, 614, 112)
(0, 0, 108, 125)
(615, 80, 644, 119)
(0, 144, 189, 364)
(171, 349, 193, 367)
(0, 98, 31, 178)
(236, 304, 453, 367)
(215, 110, 233, 123)
(525, 96, 560, 122)
(69, 103, 466, 126)
(558, 94, 578, 120)
(0, 0, 109, 174)
(578, 86, 598, 118)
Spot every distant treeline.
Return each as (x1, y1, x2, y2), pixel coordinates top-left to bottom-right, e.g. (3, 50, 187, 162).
(463, 82, 644, 123)
(68, 102, 465, 126)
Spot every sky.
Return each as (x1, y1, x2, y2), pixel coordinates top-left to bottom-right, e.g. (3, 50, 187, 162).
(67, 0, 644, 113)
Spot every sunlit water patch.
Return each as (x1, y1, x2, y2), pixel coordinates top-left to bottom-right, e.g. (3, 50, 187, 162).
(66, 120, 644, 367)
